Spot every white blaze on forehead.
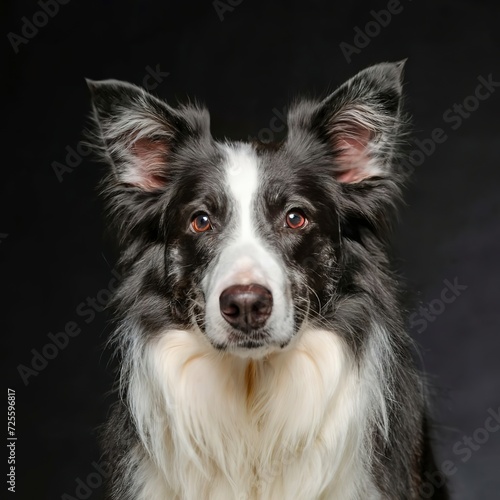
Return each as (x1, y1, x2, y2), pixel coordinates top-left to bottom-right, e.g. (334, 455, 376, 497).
(223, 143, 260, 239)
(202, 143, 294, 350)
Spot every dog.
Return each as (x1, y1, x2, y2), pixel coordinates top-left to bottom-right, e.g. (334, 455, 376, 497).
(87, 61, 448, 499)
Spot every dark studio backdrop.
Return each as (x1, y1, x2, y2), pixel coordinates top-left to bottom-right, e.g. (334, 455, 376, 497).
(2, 0, 500, 498)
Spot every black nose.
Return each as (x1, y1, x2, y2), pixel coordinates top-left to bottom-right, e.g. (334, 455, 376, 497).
(219, 284, 273, 332)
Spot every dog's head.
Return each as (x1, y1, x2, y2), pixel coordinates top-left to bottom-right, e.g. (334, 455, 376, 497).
(88, 62, 406, 358)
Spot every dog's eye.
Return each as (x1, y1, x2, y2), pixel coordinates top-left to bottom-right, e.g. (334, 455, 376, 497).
(285, 210, 307, 229)
(191, 213, 212, 233)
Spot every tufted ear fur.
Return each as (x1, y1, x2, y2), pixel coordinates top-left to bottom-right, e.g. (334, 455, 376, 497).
(86, 79, 211, 192)
(86, 79, 213, 243)
(287, 61, 407, 184)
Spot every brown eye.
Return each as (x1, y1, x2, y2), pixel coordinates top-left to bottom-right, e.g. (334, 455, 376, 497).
(286, 210, 307, 229)
(191, 213, 212, 233)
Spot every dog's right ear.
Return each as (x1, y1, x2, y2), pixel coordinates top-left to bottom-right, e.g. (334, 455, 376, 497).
(86, 79, 210, 192)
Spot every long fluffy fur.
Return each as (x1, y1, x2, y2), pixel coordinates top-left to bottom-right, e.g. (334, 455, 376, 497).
(87, 62, 447, 499)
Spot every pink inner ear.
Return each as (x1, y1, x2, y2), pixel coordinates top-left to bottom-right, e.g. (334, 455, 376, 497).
(128, 137, 169, 191)
(332, 126, 374, 184)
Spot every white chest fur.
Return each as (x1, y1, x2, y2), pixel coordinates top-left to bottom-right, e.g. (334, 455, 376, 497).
(127, 327, 379, 499)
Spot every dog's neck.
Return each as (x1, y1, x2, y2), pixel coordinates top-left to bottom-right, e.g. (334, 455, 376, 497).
(126, 326, 386, 499)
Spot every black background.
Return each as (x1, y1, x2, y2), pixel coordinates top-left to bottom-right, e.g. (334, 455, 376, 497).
(3, 1, 500, 498)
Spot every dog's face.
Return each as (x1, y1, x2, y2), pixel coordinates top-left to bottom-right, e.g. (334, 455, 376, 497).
(88, 62, 404, 357)
(175, 142, 340, 355)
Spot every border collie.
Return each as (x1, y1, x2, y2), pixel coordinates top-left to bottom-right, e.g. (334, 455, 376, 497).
(87, 61, 448, 499)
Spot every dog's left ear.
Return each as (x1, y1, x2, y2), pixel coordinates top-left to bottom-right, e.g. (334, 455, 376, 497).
(288, 61, 406, 184)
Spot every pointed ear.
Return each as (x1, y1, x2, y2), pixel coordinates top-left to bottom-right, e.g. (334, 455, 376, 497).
(288, 61, 407, 184)
(86, 79, 210, 191)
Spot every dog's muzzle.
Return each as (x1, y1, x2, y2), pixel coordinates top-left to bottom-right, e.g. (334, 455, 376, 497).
(219, 284, 273, 333)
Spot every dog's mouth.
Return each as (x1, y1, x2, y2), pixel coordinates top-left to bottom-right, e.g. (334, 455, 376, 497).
(227, 328, 270, 347)
(209, 328, 270, 351)
(210, 325, 299, 355)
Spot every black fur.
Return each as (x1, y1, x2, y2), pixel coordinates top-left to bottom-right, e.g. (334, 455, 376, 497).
(87, 62, 448, 499)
